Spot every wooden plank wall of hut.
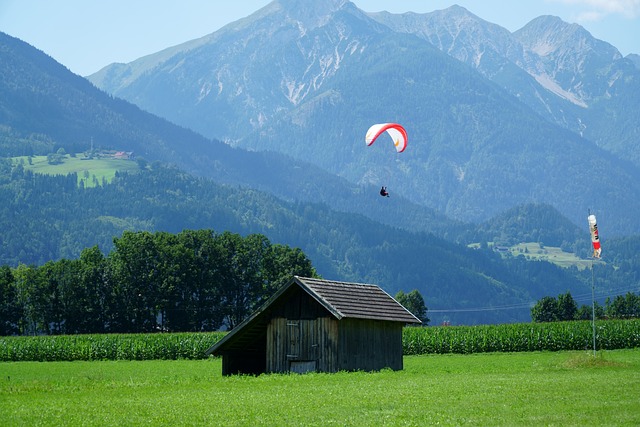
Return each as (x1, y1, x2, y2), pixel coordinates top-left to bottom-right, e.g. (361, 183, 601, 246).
(266, 317, 338, 373)
(337, 319, 403, 372)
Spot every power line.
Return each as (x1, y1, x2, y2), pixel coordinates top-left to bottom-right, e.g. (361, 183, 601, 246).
(428, 302, 534, 313)
(429, 286, 640, 314)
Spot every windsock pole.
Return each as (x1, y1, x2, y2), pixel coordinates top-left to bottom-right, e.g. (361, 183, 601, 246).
(588, 210, 601, 357)
(591, 259, 596, 356)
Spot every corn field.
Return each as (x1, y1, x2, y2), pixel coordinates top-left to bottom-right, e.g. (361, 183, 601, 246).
(402, 319, 640, 355)
(0, 332, 225, 362)
(1, 320, 638, 362)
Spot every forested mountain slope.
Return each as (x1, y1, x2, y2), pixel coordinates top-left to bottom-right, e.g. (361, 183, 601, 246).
(87, 0, 640, 234)
(1, 161, 596, 325)
(0, 30, 458, 238)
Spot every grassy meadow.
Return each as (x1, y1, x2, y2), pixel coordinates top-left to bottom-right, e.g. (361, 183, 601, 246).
(14, 154, 139, 187)
(508, 242, 593, 269)
(466, 242, 594, 270)
(2, 349, 639, 426)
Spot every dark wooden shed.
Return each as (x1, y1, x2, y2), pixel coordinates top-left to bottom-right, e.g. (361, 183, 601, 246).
(205, 276, 421, 375)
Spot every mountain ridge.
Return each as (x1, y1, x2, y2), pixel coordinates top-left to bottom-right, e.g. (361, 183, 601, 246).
(83, 1, 640, 234)
(0, 30, 460, 239)
(369, 6, 640, 164)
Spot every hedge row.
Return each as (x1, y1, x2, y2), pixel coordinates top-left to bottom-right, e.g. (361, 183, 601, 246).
(1, 320, 638, 362)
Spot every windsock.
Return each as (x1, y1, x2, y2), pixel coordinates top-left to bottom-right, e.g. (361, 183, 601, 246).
(588, 214, 601, 258)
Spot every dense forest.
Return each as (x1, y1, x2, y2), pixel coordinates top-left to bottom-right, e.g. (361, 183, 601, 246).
(0, 229, 317, 336)
(1, 157, 640, 326)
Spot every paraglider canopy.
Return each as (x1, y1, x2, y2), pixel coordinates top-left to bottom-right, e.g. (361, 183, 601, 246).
(365, 123, 407, 153)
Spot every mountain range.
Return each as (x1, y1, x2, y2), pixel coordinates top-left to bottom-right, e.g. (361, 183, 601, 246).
(88, 0, 640, 235)
(371, 7, 640, 167)
(0, 28, 455, 239)
(2, 1, 640, 324)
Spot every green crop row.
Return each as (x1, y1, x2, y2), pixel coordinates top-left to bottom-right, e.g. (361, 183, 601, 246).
(402, 319, 640, 355)
(0, 332, 225, 362)
(1, 320, 638, 362)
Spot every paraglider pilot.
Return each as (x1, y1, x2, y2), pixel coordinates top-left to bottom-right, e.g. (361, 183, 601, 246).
(380, 186, 390, 197)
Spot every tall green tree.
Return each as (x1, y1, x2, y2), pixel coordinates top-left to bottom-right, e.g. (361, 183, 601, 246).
(531, 296, 558, 323)
(153, 231, 195, 332)
(26, 262, 64, 334)
(395, 289, 429, 325)
(70, 247, 110, 333)
(13, 262, 70, 334)
(12, 264, 41, 334)
(216, 232, 271, 329)
(556, 291, 578, 321)
(44, 258, 81, 334)
(576, 302, 605, 320)
(108, 231, 163, 332)
(176, 229, 225, 331)
(0, 265, 21, 335)
(261, 244, 318, 303)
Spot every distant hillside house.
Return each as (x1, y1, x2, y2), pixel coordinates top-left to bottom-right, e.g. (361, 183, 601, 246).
(205, 276, 421, 376)
(113, 151, 133, 160)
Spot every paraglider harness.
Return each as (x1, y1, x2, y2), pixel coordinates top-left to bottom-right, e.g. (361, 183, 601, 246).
(380, 186, 389, 197)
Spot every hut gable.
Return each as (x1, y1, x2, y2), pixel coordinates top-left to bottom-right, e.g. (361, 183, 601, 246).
(206, 276, 421, 376)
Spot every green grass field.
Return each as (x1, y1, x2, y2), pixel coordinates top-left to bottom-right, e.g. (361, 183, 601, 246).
(14, 154, 139, 187)
(468, 242, 595, 270)
(509, 242, 594, 269)
(2, 350, 639, 426)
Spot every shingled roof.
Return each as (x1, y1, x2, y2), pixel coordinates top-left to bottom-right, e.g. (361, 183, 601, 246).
(296, 276, 421, 323)
(206, 276, 420, 356)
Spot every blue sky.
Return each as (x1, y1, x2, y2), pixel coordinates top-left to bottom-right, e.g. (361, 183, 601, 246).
(1, 0, 638, 76)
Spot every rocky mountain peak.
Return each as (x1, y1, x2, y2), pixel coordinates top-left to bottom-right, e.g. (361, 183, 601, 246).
(83, 2, 640, 233)
(276, 0, 348, 12)
(515, 15, 621, 61)
(370, 5, 518, 69)
(436, 4, 479, 21)
(272, 0, 351, 30)
(513, 15, 624, 106)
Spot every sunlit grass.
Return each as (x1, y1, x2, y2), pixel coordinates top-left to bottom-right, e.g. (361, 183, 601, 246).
(510, 242, 592, 269)
(2, 349, 639, 426)
(468, 242, 595, 270)
(13, 154, 139, 187)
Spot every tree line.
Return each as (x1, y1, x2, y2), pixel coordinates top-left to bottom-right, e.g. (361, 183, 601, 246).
(531, 291, 640, 323)
(0, 229, 318, 336)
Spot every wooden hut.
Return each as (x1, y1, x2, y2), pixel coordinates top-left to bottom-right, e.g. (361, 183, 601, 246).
(205, 276, 421, 375)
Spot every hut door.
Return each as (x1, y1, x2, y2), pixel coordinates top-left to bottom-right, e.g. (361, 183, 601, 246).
(287, 320, 317, 373)
(287, 321, 300, 359)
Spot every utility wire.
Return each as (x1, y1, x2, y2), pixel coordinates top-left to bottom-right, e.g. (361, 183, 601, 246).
(429, 285, 640, 314)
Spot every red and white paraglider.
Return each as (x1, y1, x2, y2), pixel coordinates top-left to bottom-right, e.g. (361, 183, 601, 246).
(588, 214, 601, 258)
(365, 123, 407, 153)
(365, 123, 407, 197)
